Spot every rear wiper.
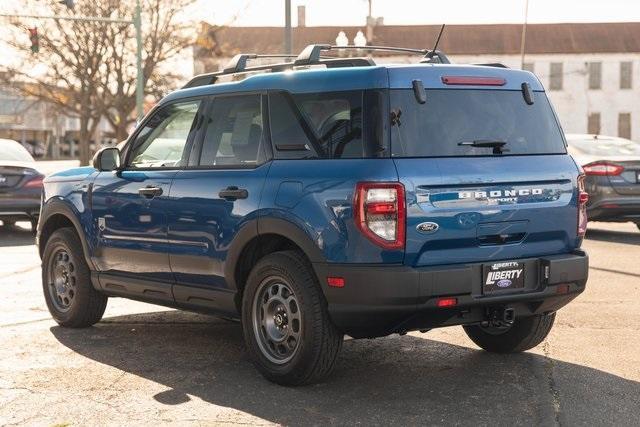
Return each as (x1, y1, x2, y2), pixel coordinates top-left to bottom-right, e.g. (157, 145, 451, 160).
(458, 139, 508, 154)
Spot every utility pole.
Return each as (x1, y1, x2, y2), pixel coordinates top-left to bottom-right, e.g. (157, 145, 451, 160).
(284, 0, 292, 55)
(519, 0, 530, 69)
(0, 1, 145, 121)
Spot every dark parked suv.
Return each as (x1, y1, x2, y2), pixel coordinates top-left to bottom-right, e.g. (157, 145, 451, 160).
(37, 45, 589, 385)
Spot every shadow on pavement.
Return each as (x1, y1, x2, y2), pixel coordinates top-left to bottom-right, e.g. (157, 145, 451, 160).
(51, 310, 640, 425)
(0, 224, 35, 247)
(585, 227, 640, 245)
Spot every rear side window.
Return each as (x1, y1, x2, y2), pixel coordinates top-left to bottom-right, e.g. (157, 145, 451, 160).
(390, 89, 566, 157)
(269, 90, 387, 159)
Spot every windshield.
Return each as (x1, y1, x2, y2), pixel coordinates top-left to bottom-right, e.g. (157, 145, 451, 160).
(390, 89, 566, 157)
(568, 138, 640, 156)
(0, 141, 35, 162)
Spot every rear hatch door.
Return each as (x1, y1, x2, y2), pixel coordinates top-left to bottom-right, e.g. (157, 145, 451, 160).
(388, 71, 580, 267)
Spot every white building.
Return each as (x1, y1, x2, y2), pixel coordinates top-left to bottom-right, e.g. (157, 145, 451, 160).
(195, 22, 640, 141)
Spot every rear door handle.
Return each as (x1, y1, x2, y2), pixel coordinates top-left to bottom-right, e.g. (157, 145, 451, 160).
(138, 186, 163, 198)
(219, 186, 248, 200)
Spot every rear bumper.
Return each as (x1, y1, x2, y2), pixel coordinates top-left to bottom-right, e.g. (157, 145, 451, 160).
(314, 251, 588, 338)
(587, 198, 640, 222)
(0, 198, 41, 221)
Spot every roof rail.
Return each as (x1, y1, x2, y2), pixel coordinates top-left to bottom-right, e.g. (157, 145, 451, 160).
(183, 55, 374, 89)
(294, 44, 435, 65)
(182, 43, 453, 89)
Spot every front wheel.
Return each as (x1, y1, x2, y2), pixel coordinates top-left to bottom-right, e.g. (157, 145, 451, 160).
(42, 228, 108, 328)
(463, 312, 556, 353)
(242, 251, 343, 386)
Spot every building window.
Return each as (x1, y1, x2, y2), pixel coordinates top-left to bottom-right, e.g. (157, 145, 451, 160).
(588, 62, 602, 90)
(620, 62, 633, 89)
(588, 113, 601, 135)
(549, 63, 563, 90)
(618, 113, 631, 140)
(523, 62, 535, 73)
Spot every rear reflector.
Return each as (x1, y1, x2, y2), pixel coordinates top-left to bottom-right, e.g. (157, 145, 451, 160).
(327, 277, 345, 288)
(583, 161, 624, 176)
(436, 297, 458, 308)
(441, 76, 506, 86)
(556, 284, 570, 295)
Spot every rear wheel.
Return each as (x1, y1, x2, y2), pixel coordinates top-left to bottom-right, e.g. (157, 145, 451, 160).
(2, 220, 15, 227)
(42, 228, 108, 327)
(242, 251, 343, 386)
(463, 312, 556, 353)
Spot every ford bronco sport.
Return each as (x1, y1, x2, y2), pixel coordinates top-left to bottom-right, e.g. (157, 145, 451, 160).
(37, 45, 589, 385)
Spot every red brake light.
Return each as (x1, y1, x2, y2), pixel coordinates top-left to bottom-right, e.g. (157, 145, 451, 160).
(354, 182, 405, 250)
(441, 76, 506, 86)
(577, 174, 588, 238)
(436, 297, 458, 308)
(582, 162, 624, 176)
(23, 176, 44, 188)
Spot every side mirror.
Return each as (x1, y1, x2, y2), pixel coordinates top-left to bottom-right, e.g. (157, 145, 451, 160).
(92, 147, 121, 171)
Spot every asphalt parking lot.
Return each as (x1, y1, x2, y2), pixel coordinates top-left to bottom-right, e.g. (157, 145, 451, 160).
(1, 220, 639, 426)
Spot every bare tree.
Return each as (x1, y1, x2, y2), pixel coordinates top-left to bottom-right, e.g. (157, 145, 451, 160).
(0, 0, 195, 164)
(1, 1, 116, 164)
(101, 0, 195, 142)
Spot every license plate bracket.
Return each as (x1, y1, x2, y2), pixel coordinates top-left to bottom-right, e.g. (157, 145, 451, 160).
(483, 261, 525, 293)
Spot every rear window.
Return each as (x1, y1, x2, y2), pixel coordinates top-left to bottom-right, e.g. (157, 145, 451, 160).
(568, 138, 640, 156)
(0, 141, 34, 162)
(390, 89, 566, 157)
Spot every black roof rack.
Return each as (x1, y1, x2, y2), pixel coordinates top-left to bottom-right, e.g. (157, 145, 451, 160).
(293, 44, 453, 65)
(182, 43, 452, 89)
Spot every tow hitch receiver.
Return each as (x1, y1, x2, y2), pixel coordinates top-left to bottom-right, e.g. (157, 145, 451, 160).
(483, 307, 516, 327)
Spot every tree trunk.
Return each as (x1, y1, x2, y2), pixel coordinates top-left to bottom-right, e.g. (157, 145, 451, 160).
(115, 118, 130, 143)
(78, 114, 91, 166)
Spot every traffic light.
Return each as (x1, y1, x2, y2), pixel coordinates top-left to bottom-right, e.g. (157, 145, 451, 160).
(28, 27, 39, 53)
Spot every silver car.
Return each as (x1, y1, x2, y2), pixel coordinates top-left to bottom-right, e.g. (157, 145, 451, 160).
(566, 134, 640, 230)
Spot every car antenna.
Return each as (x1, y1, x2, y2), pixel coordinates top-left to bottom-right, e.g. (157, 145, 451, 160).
(424, 24, 447, 63)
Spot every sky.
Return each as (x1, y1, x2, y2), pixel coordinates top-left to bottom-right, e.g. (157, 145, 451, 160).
(192, 0, 640, 27)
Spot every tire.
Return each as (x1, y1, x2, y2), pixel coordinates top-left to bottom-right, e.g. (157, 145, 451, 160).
(2, 220, 15, 227)
(42, 227, 108, 328)
(463, 312, 556, 353)
(242, 250, 343, 386)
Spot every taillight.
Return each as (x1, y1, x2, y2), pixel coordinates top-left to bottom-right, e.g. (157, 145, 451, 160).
(23, 176, 44, 189)
(354, 182, 405, 250)
(577, 174, 588, 237)
(582, 161, 624, 176)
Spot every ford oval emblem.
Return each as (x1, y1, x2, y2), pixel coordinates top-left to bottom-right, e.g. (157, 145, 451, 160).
(497, 279, 512, 288)
(416, 222, 439, 234)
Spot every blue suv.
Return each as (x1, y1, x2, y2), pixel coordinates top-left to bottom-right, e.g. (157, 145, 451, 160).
(37, 45, 589, 385)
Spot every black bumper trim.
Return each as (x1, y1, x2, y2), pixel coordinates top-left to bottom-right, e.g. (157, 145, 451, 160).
(313, 251, 588, 338)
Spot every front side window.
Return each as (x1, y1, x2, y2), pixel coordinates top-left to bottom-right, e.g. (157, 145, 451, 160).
(390, 89, 566, 157)
(128, 100, 200, 168)
(199, 94, 265, 167)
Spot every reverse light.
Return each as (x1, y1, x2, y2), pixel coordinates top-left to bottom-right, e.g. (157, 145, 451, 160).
(436, 297, 458, 308)
(441, 76, 506, 86)
(582, 161, 624, 176)
(23, 176, 44, 189)
(577, 174, 588, 238)
(354, 182, 405, 250)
